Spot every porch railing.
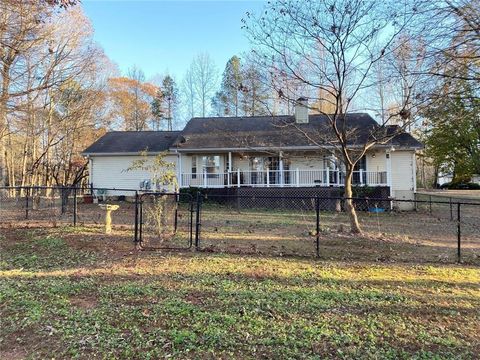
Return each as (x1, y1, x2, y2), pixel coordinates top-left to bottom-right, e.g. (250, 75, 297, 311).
(180, 169, 388, 188)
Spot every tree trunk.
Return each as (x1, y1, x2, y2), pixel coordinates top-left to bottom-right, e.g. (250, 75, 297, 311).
(0, 98, 7, 188)
(344, 166, 362, 234)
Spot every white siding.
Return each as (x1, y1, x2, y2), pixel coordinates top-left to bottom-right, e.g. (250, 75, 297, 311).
(390, 150, 416, 210)
(289, 155, 323, 170)
(90, 154, 178, 195)
(366, 151, 386, 173)
(391, 151, 415, 194)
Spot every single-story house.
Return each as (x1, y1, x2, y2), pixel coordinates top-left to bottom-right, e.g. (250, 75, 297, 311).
(82, 101, 423, 209)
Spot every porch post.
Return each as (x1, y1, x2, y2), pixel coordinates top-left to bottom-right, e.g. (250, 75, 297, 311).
(386, 150, 393, 197)
(237, 168, 240, 187)
(203, 170, 207, 188)
(177, 153, 183, 188)
(326, 167, 330, 187)
(296, 168, 300, 187)
(360, 168, 364, 186)
(266, 167, 270, 187)
(279, 151, 284, 187)
(228, 152, 232, 188)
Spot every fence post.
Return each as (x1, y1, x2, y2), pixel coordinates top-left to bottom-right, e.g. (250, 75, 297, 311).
(449, 197, 453, 221)
(25, 187, 29, 220)
(72, 187, 77, 227)
(134, 191, 139, 245)
(315, 195, 320, 258)
(457, 203, 461, 263)
(194, 191, 202, 250)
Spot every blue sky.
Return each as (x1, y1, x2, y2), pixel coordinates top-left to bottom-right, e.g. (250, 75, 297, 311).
(83, 0, 265, 81)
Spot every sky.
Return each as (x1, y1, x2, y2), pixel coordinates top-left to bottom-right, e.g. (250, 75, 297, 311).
(82, 0, 266, 82)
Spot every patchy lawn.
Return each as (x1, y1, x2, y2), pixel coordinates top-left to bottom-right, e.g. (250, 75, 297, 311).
(1, 227, 479, 359)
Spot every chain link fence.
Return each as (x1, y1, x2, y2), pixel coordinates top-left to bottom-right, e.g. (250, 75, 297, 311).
(193, 193, 479, 264)
(1, 187, 478, 264)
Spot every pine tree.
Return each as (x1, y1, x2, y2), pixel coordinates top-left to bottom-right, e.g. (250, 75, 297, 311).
(162, 75, 178, 131)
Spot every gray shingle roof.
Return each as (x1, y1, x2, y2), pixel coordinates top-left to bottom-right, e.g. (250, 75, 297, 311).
(173, 114, 423, 150)
(82, 131, 181, 155)
(82, 114, 423, 155)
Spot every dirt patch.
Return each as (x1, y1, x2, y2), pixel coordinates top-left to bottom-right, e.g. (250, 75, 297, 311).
(0, 349, 27, 360)
(70, 295, 98, 310)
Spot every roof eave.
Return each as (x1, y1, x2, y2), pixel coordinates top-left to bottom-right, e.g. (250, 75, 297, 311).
(82, 151, 176, 157)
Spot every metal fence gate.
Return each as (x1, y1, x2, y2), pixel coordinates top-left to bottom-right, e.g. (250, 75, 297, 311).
(137, 192, 196, 250)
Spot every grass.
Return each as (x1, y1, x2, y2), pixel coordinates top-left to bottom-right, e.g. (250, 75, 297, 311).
(1, 227, 479, 359)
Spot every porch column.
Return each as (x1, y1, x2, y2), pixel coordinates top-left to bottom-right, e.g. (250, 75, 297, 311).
(227, 152, 232, 188)
(279, 151, 284, 187)
(386, 150, 393, 197)
(177, 153, 183, 188)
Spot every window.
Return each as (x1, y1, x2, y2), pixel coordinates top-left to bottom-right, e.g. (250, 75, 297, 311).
(353, 156, 367, 184)
(202, 155, 220, 178)
(191, 155, 221, 178)
(191, 156, 197, 179)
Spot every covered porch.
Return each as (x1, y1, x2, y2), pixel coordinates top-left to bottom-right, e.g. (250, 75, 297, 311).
(177, 150, 390, 189)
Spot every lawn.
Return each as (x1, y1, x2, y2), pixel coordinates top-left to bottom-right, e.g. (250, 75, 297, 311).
(1, 227, 479, 359)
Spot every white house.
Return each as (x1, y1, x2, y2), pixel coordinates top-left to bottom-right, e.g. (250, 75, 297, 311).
(82, 103, 423, 208)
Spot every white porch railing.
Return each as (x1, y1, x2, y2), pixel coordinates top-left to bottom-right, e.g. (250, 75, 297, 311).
(180, 169, 388, 188)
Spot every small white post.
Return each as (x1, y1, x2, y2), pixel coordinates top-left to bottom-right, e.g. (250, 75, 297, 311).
(360, 169, 364, 186)
(266, 167, 270, 187)
(296, 168, 300, 187)
(177, 153, 183, 188)
(203, 170, 207, 188)
(237, 168, 240, 187)
(326, 168, 330, 187)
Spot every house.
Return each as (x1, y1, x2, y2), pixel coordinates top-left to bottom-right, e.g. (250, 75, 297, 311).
(82, 102, 423, 209)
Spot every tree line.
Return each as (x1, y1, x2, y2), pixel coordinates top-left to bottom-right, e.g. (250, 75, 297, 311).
(0, 0, 479, 201)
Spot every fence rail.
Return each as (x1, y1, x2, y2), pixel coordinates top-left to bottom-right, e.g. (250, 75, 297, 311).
(0, 186, 479, 264)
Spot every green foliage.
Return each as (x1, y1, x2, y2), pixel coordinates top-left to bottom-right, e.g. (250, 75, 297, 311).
(423, 79, 480, 183)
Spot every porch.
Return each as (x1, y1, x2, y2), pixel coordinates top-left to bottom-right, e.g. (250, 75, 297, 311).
(177, 151, 390, 189)
(180, 169, 387, 188)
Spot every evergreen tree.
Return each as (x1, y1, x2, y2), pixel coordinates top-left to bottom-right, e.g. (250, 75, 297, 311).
(424, 80, 480, 184)
(162, 75, 178, 131)
(221, 56, 243, 116)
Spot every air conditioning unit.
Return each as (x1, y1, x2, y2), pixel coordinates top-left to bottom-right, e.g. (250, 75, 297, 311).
(139, 179, 151, 190)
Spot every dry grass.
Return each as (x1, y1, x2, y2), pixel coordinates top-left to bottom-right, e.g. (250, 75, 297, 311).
(0, 224, 479, 359)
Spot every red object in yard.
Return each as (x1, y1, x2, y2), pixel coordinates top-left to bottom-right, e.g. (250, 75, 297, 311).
(83, 195, 93, 204)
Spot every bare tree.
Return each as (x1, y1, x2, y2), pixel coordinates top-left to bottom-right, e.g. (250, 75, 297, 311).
(0, 3, 112, 188)
(244, 0, 424, 233)
(181, 67, 197, 120)
(191, 53, 218, 117)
